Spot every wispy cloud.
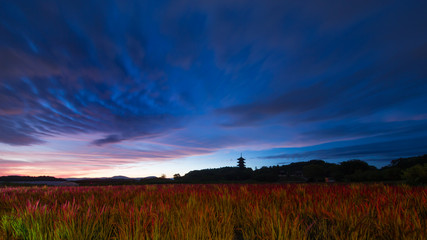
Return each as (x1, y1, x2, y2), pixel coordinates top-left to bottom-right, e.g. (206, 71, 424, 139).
(0, 0, 426, 176)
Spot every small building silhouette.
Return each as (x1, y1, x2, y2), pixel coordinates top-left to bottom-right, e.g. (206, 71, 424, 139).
(237, 153, 246, 169)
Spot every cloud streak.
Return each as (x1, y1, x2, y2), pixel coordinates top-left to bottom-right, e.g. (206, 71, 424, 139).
(260, 136, 427, 165)
(0, 0, 426, 177)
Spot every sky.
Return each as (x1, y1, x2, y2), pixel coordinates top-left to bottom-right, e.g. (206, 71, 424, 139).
(0, 0, 426, 178)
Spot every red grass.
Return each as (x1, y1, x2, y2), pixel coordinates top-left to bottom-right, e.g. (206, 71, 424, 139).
(0, 184, 425, 239)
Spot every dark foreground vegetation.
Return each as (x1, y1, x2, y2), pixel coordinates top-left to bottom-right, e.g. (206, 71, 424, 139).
(1, 184, 425, 239)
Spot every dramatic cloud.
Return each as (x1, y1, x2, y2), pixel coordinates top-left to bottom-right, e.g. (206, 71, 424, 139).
(0, 0, 426, 177)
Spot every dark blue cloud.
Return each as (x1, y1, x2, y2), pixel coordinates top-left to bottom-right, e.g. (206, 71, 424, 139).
(0, 0, 193, 146)
(0, 0, 426, 167)
(260, 136, 427, 166)
(92, 134, 122, 146)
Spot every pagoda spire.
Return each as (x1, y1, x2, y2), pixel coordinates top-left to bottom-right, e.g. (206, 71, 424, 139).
(237, 153, 246, 169)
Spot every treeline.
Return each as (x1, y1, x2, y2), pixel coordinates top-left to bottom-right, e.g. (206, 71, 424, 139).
(0, 176, 65, 182)
(176, 155, 427, 184)
(1, 155, 425, 186)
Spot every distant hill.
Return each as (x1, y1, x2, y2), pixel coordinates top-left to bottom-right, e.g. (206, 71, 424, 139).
(111, 175, 131, 180)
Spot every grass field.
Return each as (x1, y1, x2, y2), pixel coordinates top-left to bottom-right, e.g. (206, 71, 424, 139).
(0, 184, 425, 239)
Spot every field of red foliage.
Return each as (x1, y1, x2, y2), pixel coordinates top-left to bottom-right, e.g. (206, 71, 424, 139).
(0, 184, 425, 239)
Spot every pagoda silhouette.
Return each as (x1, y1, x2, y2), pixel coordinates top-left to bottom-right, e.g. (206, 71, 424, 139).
(237, 153, 246, 169)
